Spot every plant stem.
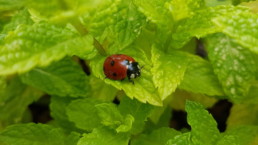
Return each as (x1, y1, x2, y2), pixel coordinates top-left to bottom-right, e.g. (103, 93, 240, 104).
(71, 19, 107, 56)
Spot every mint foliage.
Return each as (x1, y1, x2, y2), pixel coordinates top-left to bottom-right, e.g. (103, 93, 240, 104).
(118, 97, 154, 134)
(168, 0, 205, 21)
(66, 98, 102, 131)
(21, 58, 90, 98)
(213, 11, 258, 54)
(96, 103, 134, 132)
(82, 0, 145, 53)
(131, 127, 181, 145)
(151, 48, 188, 100)
(0, 77, 42, 129)
(166, 133, 192, 145)
(206, 33, 256, 102)
(171, 5, 249, 48)
(78, 127, 130, 145)
(1, 9, 33, 34)
(179, 54, 224, 96)
(50, 96, 80, 132)
(89, 76, 118, 101)
(0, 19, 95, 75)
(0, 123, 80, 145)
(1, 0, 258, 145)
(185, 100, 220, 144)
(134, 0, 173, 45)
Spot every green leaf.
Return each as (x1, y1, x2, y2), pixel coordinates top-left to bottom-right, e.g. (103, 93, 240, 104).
(49, 96, 80, 132)
(171, 90, 217, 110)
(232, 0, 254, 5)
(166, 133, 193, 145)
(227, 103, 258, 129)
(96, 103, 123, 126)
(77, 127, 130, 145)
(185, 100, 220, 144)
(89, 76, 118, 101)
(118, 97, 154, 134)
(116, 114, 134, 133)
(0, 123, 80, 145)
(206, 33, 256, 102)
(96, 103, 134, 133)
(213, 11, 258, 54)
(0, 0, 26, 11)
(0, 77, 42, 129)
(131, 127, 180, 145)
(179, 54, 224, 96)
(134, 0, 172, 27)
(83, 0, 145, 53)
(167, 0, 205, 21)
(66, 98, 102, 131)
(133, 0, 173, 46)
(0, 22, 95, 75)
(1, 9, 33, 35)
(21, 58, 90, 98)
(90, 49, 162, 106)
(171, 5, 249, 48)
(205, 0, 231, 7)
(25, 0, 65, 19)
(151, 48, 188, 100)
(217, 126, 258, 145)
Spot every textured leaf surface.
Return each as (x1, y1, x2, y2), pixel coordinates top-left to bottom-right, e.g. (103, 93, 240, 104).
(217, 126, 258, 145)
(50, 96, 80, 132)
(83, 0, 145, 53)
(134, 0, 172, 26)
(167, 0, 205, 21)
(1, 9, 33, 35)
(0, 77, 42, 129)
(90, 49, 162, 106)
(0, 123, 80, 145)
(134, 0, 173, 46)
(89, 76, 118, 101)
(179, 54, 224, 96)
(0, 22, 95, 75)
(213, 12, 258, 54)
(166, 133, 193, 145)
(77, 127, 130, 145)
(131, 127, 180, 145)
(21, 58, 90, 98)
(66, 98, 102, 131)
(171, 5, 249, 48)
(118, 97, 153, 134)
(206, 33, 256, 101)
(96, 103, 134, 132)
(185, 100, 220, 144)
(151, 48, 188, 100)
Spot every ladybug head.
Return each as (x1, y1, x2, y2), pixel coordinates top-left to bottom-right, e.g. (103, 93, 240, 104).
(127, 62, 141, 80)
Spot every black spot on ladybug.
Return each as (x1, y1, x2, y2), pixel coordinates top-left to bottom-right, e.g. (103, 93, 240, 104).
(110, 60, 115, 66)
(112, 73, 117, 77)
(103, 67, 106, 71)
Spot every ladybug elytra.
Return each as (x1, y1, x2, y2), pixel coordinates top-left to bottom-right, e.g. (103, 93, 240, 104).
(103, 54, 141, 83)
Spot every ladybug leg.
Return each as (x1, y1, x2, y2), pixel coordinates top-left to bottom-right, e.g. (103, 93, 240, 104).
(128, 78, 135, 85)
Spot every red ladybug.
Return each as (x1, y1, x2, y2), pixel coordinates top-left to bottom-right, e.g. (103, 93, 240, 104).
(103, 54, 141, 82)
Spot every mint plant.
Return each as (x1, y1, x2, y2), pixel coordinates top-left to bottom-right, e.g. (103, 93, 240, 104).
(1, 0, 258, 145)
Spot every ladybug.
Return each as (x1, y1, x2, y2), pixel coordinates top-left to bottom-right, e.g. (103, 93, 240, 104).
(103, 54, 141, 83)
